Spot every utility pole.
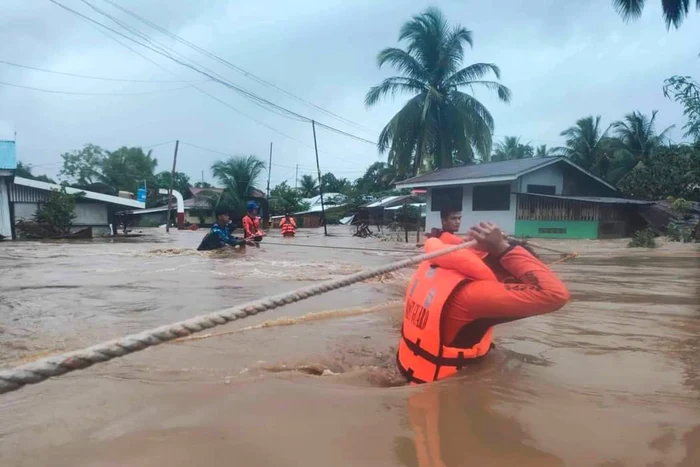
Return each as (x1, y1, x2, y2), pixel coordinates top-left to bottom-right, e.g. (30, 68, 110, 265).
(166, 140, 179, 233)
(266, 142, 273, 200)
(311, 120, 327, 236)
(201, 170, 204, 185)
(294, 164, 299, 191)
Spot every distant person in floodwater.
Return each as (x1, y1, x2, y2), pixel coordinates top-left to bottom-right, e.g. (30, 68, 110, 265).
(197, 208, 251, 251)
(279, 212, 297, 237)
(242, 201, 265, 242)
(397, 221, 570, 384)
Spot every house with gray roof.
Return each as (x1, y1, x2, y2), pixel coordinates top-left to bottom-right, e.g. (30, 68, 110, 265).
(395, 156, 652, 239)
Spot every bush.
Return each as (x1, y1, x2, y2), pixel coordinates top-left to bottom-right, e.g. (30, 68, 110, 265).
(628, 228, 657, 248)
(667, 222, 694, 243)
(668, 196, 693, 217)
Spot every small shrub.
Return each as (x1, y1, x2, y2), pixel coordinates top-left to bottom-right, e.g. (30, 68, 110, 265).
(668, 196, 692, 218)
(667, 222, 694, 243)
(628, 228, 657, 248)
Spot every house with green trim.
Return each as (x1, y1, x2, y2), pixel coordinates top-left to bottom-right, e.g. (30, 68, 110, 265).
(395, 156, 653, 239)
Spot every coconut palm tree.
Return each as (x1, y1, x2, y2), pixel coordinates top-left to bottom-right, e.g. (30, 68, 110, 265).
(605, 110, 674, 183)
(365, 7, 511, 177)
(558, 116, 612, 175)
(298, 174, 318, 198)
(535, 144, 558, 158)
(613, 0, 698, 29)
(203, 155, 266, 214)
(491, 136, 534, 161)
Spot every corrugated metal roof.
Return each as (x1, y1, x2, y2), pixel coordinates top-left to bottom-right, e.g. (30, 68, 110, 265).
(397, 157, 560, 186)
(12, 177, 145, 208)
(0, 140, 17, 170)
(518, 193, 654, 205)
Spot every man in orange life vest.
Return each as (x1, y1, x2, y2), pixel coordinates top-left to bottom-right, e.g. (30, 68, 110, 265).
(242, 201, 265, 242)
(397, 221, 570, 384)
(279, 212, 297, 237)
(427, 209, 465, 245)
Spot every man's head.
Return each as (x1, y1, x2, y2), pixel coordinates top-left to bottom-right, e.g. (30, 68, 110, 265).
(214, 207, 230, 225)
(440, 209, 462, 233)
(247, 201, 258, 215)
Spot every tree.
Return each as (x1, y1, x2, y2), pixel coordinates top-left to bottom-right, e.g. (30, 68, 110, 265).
(606, 110, 674, 183)
(617, 144, 700, 201)
(298, 174, 318, 197)
(365, 7, 511, 177)
(269, 181, 311, 215)
(155, 171, 192, 199)
(15, 162, 56, 183)
(559, 116, 612, 175)
(101, 147, 158, 195)
(17, 188, 84, 238)
(491, 136, 534, 161)
(612, 0, 698, 29)
(194, 181, 213, 188)
(535, 145, 557, 158)
(206, 155, 266, 216)
(321, 172, 352, 194)
(355, 161, 397, 194)
(664, 76, 700, 143)
(59, 144, 106, 186)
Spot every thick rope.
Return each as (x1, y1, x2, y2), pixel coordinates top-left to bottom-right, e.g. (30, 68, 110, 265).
(0, 240, 477, 395)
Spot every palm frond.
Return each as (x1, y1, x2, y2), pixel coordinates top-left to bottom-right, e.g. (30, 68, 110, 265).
(613, 0, 645, 22)
(446, 63, 501, 86)
(376, 47, 428, 81)
(462, 80, 512, 103)
(365, 77, 426, 107)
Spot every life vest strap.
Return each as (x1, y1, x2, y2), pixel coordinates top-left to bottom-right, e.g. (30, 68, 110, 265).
(396, 353, 428, 384)
(401, 332, 491, 370)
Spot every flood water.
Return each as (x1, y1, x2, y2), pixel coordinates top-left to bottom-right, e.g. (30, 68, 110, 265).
(1, 227, 699, 466)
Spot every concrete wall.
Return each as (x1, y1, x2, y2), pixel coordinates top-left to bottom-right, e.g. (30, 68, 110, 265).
(517, 164, 563, 194)
(73, 203, 108, 226)
(426, 181, 517, 235)
(0, 178, 12, 238)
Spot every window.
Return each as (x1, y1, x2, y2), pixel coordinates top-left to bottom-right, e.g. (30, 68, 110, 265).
(538, 227, 566, 234)
(472, 184, 511, 211)
(527, 184, 556, 195)
(431, 186, 463, 212)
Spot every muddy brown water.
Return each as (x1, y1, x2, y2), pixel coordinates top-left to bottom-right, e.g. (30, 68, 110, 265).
(1, 227, 699, 466)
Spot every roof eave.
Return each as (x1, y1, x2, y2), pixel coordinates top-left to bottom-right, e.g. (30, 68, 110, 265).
(13, 177, 146, 209)
(395, 174, 518, 189)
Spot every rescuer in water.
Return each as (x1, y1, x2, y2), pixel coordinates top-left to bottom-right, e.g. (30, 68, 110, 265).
(279, 212, 297, 237)
(197, 208, 252, 251)
(397, 221, 570, 384)
(242, 201, 265, 242)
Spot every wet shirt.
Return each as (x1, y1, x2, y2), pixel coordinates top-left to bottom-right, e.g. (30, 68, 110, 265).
(440, 246, 570, 346)
(242, 215, 263, 239)
(197, 222, 244, 251)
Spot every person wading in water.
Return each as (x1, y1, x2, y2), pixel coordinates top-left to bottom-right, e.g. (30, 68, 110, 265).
(279, 212, 297, 237)
(197, 208, 253, 251)
(397, 221, 570, 384)
(242, 201, 265, 242)
(428, 209, 464, 244)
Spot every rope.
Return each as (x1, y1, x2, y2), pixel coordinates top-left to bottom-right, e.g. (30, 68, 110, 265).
(0, 240, 477, 395)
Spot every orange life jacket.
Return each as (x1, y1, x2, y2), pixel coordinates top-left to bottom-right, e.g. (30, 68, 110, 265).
(397, 240, 496, 385)
(280, 217, 296, 235)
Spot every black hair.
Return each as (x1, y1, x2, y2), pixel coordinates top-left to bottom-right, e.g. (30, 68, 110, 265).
(214, 207, 229, 217)
(440, 209, 461, 220)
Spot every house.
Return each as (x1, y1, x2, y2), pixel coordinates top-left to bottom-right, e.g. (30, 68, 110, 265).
(395, 156, 653, 239)
(0, 140, 16, 238)
(359, 194, 426, 227)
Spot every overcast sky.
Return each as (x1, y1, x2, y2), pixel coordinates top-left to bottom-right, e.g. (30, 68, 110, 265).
(0, 0, 698, 187)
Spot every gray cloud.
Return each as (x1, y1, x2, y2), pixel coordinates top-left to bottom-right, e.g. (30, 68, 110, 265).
(0, 0, 698, 186)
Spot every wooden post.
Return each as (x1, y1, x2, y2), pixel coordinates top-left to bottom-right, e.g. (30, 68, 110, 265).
(416, 204, 420, 243)
(311, 120, 327, 236)
(266, 142, 273, 200)
(166, 140, 179, 233)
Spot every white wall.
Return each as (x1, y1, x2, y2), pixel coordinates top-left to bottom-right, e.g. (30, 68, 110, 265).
(14, 202, 39, 221)
(426, 181, 517, 235)
(0, 178, 11, 238)
(517, 164, 563, 194)
(73, 203, 108, 225)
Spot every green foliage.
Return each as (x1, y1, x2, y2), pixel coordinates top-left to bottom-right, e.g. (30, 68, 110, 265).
(612, 0, 698, 29)
(15, 161, 56, 183)
(618, 145, 700, 201)
(558, 116, 612, 175)
(491, 136, 534, 161)
(667, 222, 694, 243)
(269, 181, 310, 215)
(365, 7, 511, 177)
(664, 76, 700, 142)
(34, 188, 82, 235)
(535, 145, 557, 158)
(101, 147, 158, 195)
(321, 172, 352, 194)
(59, 144, 106, 186)
(199, 155, 267, 218)
(628, 228, 656, 248)
(194, 181, 213, 188)
(668, 196, 693, 217)
(354, 161, 397, 194)
(299, 174, 318, 197)
(155, 171, 192, 199)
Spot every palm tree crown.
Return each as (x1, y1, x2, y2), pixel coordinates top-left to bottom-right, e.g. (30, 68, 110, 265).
(611, 110, 673, 163)
(365, 7, 511, 177)
(613, 0, 698, 29)
(298, 174, 318, 198)
(491, 136, 534, 161)
(558, 116, 612, 175)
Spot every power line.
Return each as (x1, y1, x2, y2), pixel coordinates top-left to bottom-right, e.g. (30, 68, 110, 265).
(0, 79, 195, 96)
(100, 0, 375, 133)
(0, 59, 191, 83)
